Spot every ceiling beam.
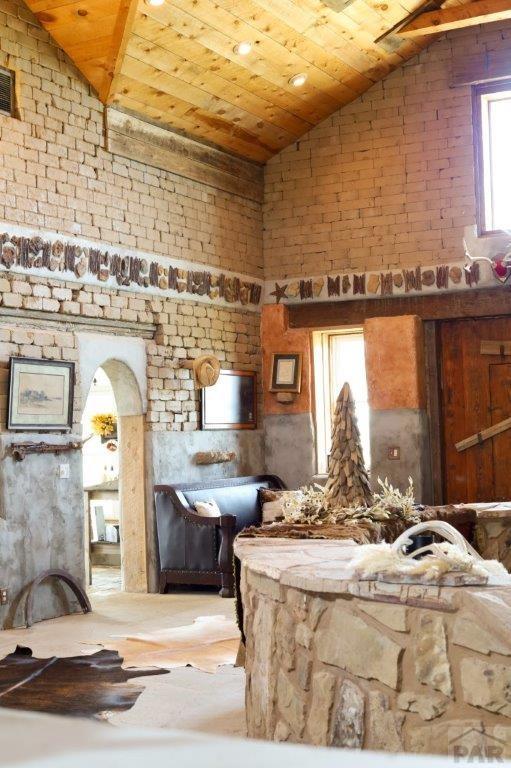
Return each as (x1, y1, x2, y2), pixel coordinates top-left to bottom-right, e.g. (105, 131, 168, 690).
(99, 0, 140, 103)
(398, 0, 511, 37)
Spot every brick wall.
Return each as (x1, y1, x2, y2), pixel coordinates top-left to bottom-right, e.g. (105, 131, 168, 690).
(0, 0, 262, 434)
(0, 274, 261, 432)
(264, 22, 511, 280)
(0, 0, 262, 278)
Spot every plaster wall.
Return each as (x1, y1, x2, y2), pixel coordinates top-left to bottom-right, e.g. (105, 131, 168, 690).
(145, 429, 265, 589)
(364, 315, 431, 502)
(263, 413, 316, 491)
(369, 409, 432, 504)
(0, 433, 84, 628)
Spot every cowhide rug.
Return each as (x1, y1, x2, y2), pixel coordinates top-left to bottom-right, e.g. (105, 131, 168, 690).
(98, 615, 240, 674)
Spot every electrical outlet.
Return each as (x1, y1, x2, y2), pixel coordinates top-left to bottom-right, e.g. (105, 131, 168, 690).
(59, 463, 70, 479)
(388, 446, 401, 460)
(0, 588, 8, 605)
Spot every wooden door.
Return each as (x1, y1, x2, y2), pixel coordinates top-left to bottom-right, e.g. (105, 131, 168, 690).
(440, 317, 511, 503)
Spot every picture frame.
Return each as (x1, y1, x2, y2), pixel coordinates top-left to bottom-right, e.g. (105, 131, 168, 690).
(201, 369, 257, 430)
(270, 353, 302, 393)
(8, 357, 75, 432)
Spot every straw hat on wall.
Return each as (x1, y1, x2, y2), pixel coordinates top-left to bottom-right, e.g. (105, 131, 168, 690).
(181, 355, 221, 388)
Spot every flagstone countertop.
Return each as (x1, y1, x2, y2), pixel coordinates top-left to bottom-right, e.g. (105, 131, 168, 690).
(234, 536, 511, 610)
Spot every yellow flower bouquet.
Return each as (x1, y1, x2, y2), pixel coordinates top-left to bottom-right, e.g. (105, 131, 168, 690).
(91, 413, 117, 439)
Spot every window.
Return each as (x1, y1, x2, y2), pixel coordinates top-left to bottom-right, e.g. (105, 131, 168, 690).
(474, 80, 511, 234)
(0, 66, 15, 118)
(313, 329, 370, 475)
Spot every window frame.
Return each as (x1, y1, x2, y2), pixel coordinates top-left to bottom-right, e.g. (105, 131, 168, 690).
(313, 327, 368, 475)
(473, 78, 511, 237)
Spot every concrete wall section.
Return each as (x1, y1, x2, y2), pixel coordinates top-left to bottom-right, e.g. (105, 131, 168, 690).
(263, 413, 316, 491)
(369, 410, 432, 504)
(145, 429, 265, 590)
(0, 434, 85, 629)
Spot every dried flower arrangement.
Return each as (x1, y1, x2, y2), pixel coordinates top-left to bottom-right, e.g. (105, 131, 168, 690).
(91, 413, 117, 439)
(280, 476, 420, 528)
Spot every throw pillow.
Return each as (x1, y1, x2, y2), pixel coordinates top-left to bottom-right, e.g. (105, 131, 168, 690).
(194, 499, 221, 517)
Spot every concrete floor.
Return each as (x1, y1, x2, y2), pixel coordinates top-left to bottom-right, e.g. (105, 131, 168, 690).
(0, 587, 246, 737)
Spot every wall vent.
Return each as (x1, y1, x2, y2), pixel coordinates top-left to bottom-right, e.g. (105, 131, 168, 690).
(0, 67, 14, 117)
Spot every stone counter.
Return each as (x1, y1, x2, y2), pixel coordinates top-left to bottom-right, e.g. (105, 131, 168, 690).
(235, 538, 511, 756)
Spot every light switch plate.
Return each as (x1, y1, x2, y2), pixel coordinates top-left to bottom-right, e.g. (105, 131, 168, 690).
(59, 463, 70, 479)
(388, 447, 401, 460)
(0, 588, 8, 605)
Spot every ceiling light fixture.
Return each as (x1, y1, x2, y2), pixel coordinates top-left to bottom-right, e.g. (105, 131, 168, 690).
(289, 73, 307, 87)
(234, 41, 252, 56)
(146, 0, 165, 6)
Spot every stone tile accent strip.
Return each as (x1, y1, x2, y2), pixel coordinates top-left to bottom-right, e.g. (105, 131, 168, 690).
(1, 225, 263, 311)
(262, 259, 496, 306)
(316, 608, 403, 690)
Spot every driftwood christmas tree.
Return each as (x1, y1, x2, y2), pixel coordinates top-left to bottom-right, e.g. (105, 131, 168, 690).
(324, 382, 372, 509)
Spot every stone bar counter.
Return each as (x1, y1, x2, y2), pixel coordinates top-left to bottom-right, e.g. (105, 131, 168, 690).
(235, 538, 511, 756)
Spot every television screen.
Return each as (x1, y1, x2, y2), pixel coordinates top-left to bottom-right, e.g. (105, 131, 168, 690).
(201, 370, 256, 430)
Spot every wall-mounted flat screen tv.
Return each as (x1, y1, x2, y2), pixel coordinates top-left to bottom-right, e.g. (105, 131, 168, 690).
(201, 370, 256, 430)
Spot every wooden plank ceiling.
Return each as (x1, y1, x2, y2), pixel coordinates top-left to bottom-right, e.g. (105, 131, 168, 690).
(22, 0, 497, 163)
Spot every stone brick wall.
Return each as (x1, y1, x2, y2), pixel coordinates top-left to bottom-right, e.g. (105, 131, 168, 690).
(0, 0, 262, 435)
(0, 273, 261, 433)
(241, 559, 511, 756)
(0, 0, 262, 277)
(264, 22, 511, 279)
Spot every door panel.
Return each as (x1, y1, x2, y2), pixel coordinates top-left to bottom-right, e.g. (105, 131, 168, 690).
(490, 363, 511, 502)
(440, 318, 511, 503)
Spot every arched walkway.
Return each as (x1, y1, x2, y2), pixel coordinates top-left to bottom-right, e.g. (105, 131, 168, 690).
(78, 333, 149, 593)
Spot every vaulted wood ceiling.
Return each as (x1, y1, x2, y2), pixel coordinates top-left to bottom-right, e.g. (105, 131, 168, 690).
(22, 0, 505, 163)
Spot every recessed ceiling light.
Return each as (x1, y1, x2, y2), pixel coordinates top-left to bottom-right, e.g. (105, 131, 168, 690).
(146, 0, 165, 6)
(234, 41, 252, 56)
(289, 73, 307, 87)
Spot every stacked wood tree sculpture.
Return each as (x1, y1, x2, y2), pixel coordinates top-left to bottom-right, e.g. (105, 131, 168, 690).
(324, 382, 372, 509)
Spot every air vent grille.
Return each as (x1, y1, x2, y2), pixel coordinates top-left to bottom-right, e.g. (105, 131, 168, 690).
(0, 67, 14, 117)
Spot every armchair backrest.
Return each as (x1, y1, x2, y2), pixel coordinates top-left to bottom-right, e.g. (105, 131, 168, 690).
(170, 475, 286, 533)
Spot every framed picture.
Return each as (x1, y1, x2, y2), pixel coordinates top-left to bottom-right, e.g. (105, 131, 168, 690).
(201, 370, 256, 430)
(270, 353, 302, 393)
(8, 357, 75, 431)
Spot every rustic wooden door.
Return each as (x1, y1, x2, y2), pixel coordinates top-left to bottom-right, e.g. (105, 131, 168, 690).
(440, 317, 511, 503)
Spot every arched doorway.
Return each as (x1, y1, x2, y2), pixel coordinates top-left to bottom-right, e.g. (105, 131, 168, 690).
(83, 368, 121, 591)
(78, 333, 149, 594)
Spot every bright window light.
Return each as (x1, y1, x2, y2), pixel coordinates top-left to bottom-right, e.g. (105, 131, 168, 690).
(313, 329, 370, 475)
(475, 81, 511, 233)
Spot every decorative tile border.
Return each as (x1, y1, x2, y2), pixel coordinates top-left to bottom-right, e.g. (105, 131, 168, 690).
(263, 259, 501, 305)
(0, 224, 263, 311)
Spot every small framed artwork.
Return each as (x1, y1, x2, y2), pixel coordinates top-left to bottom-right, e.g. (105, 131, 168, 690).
(8, 357, 75, 431)
(201, 370, 257, 430)
(270, 353, 302, 393)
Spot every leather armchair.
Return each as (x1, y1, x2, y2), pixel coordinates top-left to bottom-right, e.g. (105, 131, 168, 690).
(154, 475, 286, 597)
